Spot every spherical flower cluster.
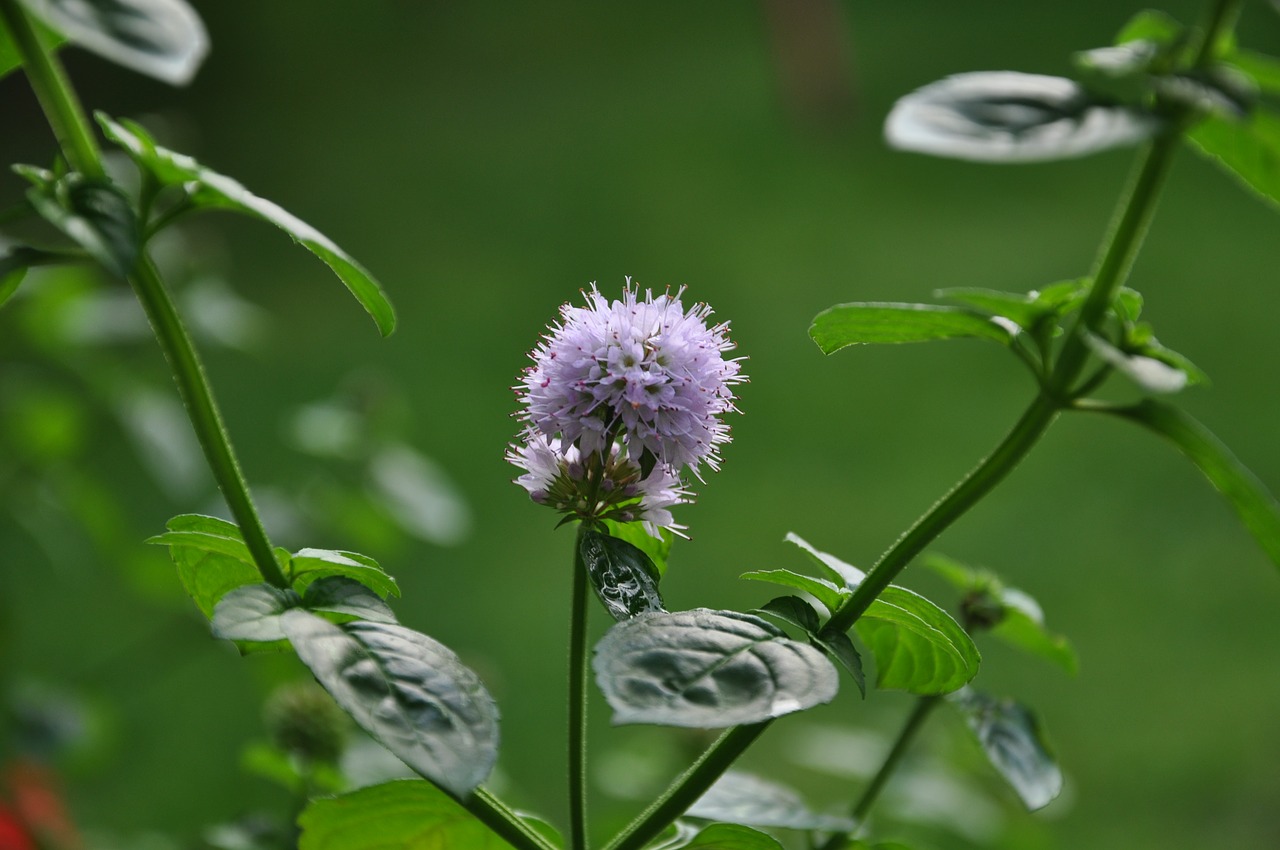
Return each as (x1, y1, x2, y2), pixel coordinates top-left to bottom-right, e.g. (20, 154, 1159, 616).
(509, 280, 744, 536)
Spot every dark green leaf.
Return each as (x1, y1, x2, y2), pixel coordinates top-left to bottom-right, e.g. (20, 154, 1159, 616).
(884, 72, 1158, 163)
(592, 608, 838, 727)
(289, 548, 399, 599)
(678, 823, 785, 850)
(302, 576, 397, 624)
(18, 169, 139, 278)
(1084, 332, 1189, 394)
(581, 528, 665, 621)
(0, 247, 83, 310)
(18, 0, 207, 85)
(815, 626, 865, 696)
(949, 688, 1062, 810)
(604, 518, 674, 576)
(810, 302, 1011, 354)
(738, 569, 847, 614)
(281, 611, 499, 797)
(211, 583, 298, 642)
(688, 771, 853, 832)
(298, 780, 510, 850)
(749, 593, 865, 695)
(752, 596, 819, 633)
(1100, 400, 1280, 568)
(1187, 109, 1280, 210)
(148, 514, 260, 617)
(97, 114, 396, 335)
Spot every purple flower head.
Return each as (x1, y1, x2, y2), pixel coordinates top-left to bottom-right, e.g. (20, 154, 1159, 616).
(518, 280, 745, 476)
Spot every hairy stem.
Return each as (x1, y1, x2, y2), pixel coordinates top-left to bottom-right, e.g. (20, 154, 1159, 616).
(569, 523, 592, 850)
(471, 788, 561, 850)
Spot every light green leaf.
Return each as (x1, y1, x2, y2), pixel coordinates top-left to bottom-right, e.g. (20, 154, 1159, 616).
(289, 548, 399, 599)
(678, 823, 785, 850)
(18, 0, 207, 84)
(298, 780, 510, 850)
(17, 168, 139, 278)
(1101, 400, 1280, 569)
(593, 608, 839, 728)
(738, 569, 847, 614)
(149, 514, 260, 617)
(283, 612, 499, 797)
(604, 518, 674, 576)
(1228, 50, 1280, 94)
(1187, 109, 1280, 210)
(97, 113, 396, 335)
(688, 771, 853, 832)
(1114, 9, 1183, 46)
(857, 585, 981, 694)
(949, 688, 1063, 810)
(810, 302, 1011, 353)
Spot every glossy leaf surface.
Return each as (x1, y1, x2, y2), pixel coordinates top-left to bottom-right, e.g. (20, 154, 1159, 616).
(1084, 333, 1189, 394)
(1104, 400, 1280, 568)
(604, 518, 674, 576)
(581, 528, 665, 621)
(282, 611, 499, 797)
(18, 0, 207, 84)
(97, 114, 396, 335)
(810, 303, 1010, 353)
(148, 514, 260, 617)
(885, 72, 1157, 162)
(210, 583, 297, 642)
(289, 548, 399, 599)
(677, 824, 786, 850)
(687, 771, 854, 832)
(950, 688, 1062, 810)
(17, 168, 138, 278)
(298, 779, 509, 850)
(593, 608, 838, 727)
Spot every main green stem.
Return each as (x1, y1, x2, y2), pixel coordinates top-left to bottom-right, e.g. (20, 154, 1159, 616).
(2, 0, 286, 589)
(569, 524, 592, 850)
(603, 24, 1232, 850)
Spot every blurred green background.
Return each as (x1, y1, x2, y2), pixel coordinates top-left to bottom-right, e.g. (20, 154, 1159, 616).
(3, 1, 1280, 848)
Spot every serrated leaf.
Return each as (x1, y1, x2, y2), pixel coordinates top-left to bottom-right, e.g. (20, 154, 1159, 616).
(281, 611, 498, 797)
(688, 771, 853, 832)
(289, 548, 399, 599)
(678, 823, 786, 850)
(149, 514, 259, 617)
(593, 608, 838, 728)
(1084, 332, 1189, 394)
(738, 569, 847, 614)
(810, 303, 1011, 353)
(949, 688, 1062, 810)
(211, 583, 298, 642)
(18, 0, 206, 85)
(20, 170, 139, 278)
(581, 528, 665, 621)
(604, 518, 674, 576)
(1187, 109, 1280, 210)
(1101, 400, 1280, 568)
(885, 72, 1158, 163)
(298, 779, 510, 850)
(97, 113, 396, 335)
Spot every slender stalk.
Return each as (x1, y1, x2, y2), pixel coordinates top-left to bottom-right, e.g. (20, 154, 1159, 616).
(569, 523, 592, 850)
(817, 697, 941, 850)
(0, 0, 103, 179)
(470, 788, 562, 850)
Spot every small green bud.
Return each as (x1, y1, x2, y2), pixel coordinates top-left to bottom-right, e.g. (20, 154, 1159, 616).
(263, 681, 349, 765)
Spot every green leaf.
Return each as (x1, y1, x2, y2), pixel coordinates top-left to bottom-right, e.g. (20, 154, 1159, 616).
(580, 528, 665, 621)
(149, 514, 260, 617)
(281, 611, 499, 797)
(815, 626, 866, 697)
(211, 584, 298, 642)
(810, 302, 1011, 353)
(0, 11, 65, 82)
(1227, 50, 1280, 94)
(933, 288, 1048, 330)
(97, 113, 396, 335)
(752, 596, 819, 633)
(241, 741, 344, 795)
(678, 824, 785, 850)
(302, 576, 397, 624)
(1101, 400, 1280, 568)
(298, 780, 510, 850)
(949, 688, 1063, 810)
(687, 771, 854, 832)
(1187, 109, 1280, 210)
(782, 534, 980, 694)
(17, 169, 139, 278)
(289, 548, 399, 599)
(884, 72, 1158, 163)
(0, 247, 83, 309)
(1114, 9, 1183, 46)
(1084, 332, 1189, 394)
(18, 0, 207, 85)
(738, 569, 847, 614)
(604, 519, 674, 576)
(592, 608, 839, 728)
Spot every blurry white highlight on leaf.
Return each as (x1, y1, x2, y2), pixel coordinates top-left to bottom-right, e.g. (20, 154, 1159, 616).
(117, 387, 203, 497)
(786, 724, 889, 779)
(183, 277, 270, 351)
(291, 403, 365, 459)
(886, 769, 1004, 842)
(1084, 333, 1188, 393)
(886, 72, 1158, 162)
(369, 444, 472, 546)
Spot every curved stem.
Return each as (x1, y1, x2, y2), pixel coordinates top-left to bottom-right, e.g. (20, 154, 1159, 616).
(0, 0, 103, 178)
(817, 697, 941, 850)
(569, 523, 592, 850)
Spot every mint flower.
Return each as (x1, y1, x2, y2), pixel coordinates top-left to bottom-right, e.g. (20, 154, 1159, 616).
(510, 281, 744, 535)
(519, 281, 744, 475)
